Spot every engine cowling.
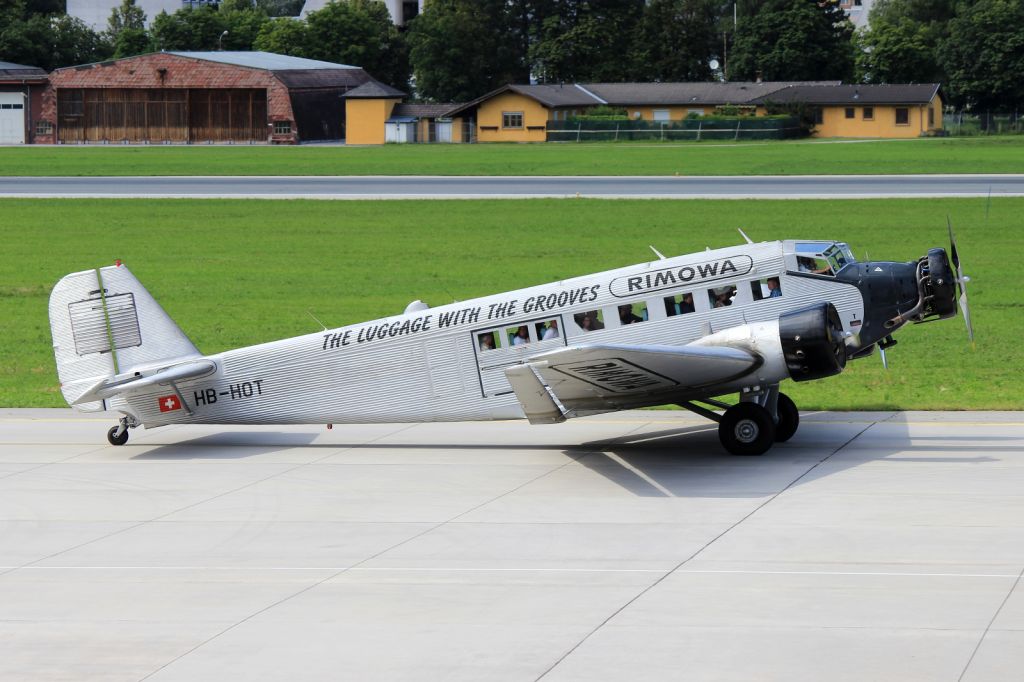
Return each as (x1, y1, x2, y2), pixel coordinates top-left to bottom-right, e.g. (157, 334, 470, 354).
(778, 302, 847, 382)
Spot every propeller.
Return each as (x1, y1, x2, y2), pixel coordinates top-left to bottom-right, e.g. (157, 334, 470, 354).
(947, 217, 974, 343)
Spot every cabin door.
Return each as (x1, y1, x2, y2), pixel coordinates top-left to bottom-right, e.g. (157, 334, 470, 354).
(471, 314, 567, 398)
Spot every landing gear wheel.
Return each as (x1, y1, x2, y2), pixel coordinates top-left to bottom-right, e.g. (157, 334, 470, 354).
(719, 403, 776, 456)
(774, 392, 800, 443)
(107, 426, 129, 446)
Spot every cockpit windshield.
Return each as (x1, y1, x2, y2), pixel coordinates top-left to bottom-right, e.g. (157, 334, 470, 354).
(792, 241, 856, 277)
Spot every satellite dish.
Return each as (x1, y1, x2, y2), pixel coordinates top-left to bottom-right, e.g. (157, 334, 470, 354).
(709, 59, 720, 70)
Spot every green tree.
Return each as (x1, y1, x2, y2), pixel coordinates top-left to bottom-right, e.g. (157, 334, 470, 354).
(529, 0, 645, 82)
(253, 17, 312, 55)
(855, 0, 953, 84)
(407, 0, 525, 101)
(631, 0, 719, 81)
(302, 0, 408, 86)
(106, 0, 150, 58)
(255, 0, 304, 16)
(940, 0, 1024, 111)
(150, 5, 229, 51)
(730, 0, 855, 82)
(218, 0, 271, 50)
(0, 11, 110, 70)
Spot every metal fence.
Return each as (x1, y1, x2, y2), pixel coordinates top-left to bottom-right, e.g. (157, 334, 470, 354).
(545, 116, 804, 142)
(943, 111, 1023, 136)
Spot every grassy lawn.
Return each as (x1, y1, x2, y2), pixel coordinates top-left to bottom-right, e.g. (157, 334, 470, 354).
(1, 136, 1023, 176)
(1, 196, 1015, 410)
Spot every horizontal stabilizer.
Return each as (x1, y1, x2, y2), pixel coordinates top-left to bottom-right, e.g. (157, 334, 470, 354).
(72, 359, 217, 405)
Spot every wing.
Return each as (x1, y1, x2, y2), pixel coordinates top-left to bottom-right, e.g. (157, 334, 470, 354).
(505, 343, 761, 423)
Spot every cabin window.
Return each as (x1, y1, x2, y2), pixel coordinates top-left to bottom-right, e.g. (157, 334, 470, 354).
(845, 107, 855, 119)
(708, 285, 737, 309)
(664, 292, 695, 316)
(506, 324, 531, 346)
(751, 277, 782, 301)
(796, 256, 834, 276)
(895, 108, 909, 125)
(535, 319, 560, 341)
(502, 112, 524, 129)
(574, 310, 604, 332)
(863, 107, 874, 120)
(477, 331, 499, 351)
(616, 302, 647, 326)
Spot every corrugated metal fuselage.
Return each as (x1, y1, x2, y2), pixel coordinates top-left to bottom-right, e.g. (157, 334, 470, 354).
(116, 241, 865, 428)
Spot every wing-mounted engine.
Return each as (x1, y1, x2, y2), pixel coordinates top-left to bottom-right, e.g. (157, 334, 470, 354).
(779, 302, 848, 382)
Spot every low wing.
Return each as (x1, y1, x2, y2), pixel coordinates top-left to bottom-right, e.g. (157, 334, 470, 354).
(71, 359, 217, 405)
(505, 343, 761, 423)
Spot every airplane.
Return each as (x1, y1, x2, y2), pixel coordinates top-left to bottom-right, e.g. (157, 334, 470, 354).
(48, 229, 972, 456)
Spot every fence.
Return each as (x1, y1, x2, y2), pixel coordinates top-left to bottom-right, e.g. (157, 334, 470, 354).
(943, 111, 1023, 136)
(546, 116, 803, 142)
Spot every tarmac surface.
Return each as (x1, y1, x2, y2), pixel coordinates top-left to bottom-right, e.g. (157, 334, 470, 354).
(2, 174, 1024, 199)
(1, 409, 1022, 681)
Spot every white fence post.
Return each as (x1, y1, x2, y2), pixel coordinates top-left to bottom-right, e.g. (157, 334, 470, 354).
(735, 119, 741, 140)
(577, 121, 582, 143)
(697, 120, 702, 142)
(615, 124, 619, 142)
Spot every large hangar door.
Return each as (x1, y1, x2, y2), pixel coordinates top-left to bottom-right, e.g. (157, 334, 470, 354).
(0, 92, 25, 144)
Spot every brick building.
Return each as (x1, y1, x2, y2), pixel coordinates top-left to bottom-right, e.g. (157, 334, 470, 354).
(38, 51, 375, 144)
(0, 61, 48, 144)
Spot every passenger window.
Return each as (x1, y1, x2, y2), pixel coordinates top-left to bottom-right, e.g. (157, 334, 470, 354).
(616, 302, 647, 325)
(506, 325, 531, 347)
(750, 277, 782, 301)
(797, 256, 833, 276)
(574, 310, 604, 332)
(708, 285, 737, 309)
(664, 292, 695, 316)
(477, 331, 499, 351)
(535, 318, 560, 341)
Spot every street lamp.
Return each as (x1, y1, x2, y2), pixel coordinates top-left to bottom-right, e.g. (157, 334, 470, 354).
(218, 30, 228, 51)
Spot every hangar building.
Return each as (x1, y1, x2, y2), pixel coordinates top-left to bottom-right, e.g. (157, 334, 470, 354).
(38, 51, 376, 144)
(0, 61, 48, 144)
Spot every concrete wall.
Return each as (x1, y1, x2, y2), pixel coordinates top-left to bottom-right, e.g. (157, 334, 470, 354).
(476, 92, 549, 143)
(344, 98, 399, 144)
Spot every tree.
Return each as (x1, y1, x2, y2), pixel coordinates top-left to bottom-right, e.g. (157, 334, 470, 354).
(302, 0, 408, 87)
(856, 0, 953, 84)
(407, 0, 525, 101)
(631, 0, 719, 81)
(253, 17, 312, 55)
(150, 5, 229, 51)
(529, 0, 645, 82)
(729, 0, 855, 82)
(940, 0, 1024, 111)
(218, 0, 271, 50)
(105, 0, 150, 58)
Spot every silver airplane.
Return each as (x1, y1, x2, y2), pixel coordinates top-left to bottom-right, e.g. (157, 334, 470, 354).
(48, 230, 971, 456)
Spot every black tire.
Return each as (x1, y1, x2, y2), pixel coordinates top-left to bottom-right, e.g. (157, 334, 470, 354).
(774, 392, 800, 443)
(719, 403, 776, 456)
(107, 426, 129, 446)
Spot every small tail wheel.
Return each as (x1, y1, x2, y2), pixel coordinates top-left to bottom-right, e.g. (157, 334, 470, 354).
(719, 403, 776, 456)
(107, 426, 129, 446)
(774, 392, 800, 443)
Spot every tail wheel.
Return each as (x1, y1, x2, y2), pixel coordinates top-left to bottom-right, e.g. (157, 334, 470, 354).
(719, 403, 776, 456)
(107, 426, 129, 446)
(774, 392, 800, 443)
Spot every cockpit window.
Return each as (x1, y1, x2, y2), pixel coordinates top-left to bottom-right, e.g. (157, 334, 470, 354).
(797, 256, 834, 276)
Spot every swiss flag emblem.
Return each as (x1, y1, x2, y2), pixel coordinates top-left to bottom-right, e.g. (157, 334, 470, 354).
(158, 395, 182, 412)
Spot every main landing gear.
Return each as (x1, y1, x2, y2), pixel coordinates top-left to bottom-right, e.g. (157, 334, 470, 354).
(679, 385, 800, 456)
(106, 416, 137, 446)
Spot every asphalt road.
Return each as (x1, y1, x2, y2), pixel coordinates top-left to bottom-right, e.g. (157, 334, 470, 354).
(2, 174, 1023, 199)
(2, 409, 1023, 681)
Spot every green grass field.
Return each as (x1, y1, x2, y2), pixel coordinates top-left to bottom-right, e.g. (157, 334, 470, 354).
(2, 136, 1023, 176)
(1, 197, 1017, 410)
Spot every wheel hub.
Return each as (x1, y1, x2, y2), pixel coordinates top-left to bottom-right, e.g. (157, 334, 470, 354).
(734, 419, 760, 444)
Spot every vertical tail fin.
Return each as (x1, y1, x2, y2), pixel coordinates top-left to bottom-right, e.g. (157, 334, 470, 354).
(49, 263, 199, 410)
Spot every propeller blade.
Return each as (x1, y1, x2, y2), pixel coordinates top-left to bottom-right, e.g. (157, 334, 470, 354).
(947, 216, 974, 343)
(947, 216, 960, 272)
(879, 346, 888, 370)
(959, 289, 974, 343)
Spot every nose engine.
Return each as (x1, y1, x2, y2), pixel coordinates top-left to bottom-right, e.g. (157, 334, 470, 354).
(920, 248, 958, 320)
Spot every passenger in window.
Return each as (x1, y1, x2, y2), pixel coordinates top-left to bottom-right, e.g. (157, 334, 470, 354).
(541, 320, 559, 340)
(767, 277, 782, 298)
(511, 326, 530, 346)
(711, 286, 736, 308)
(479, 332, 496, 351)
(798, 256, 831, 275)
(618, 304, 643, 325)
(575, 311, 603, 331)
(679, 293, 695, 313)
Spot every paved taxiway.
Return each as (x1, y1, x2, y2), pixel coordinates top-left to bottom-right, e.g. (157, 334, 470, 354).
(2, 409, 1022, 681)
(2, 174, 1024, 199)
